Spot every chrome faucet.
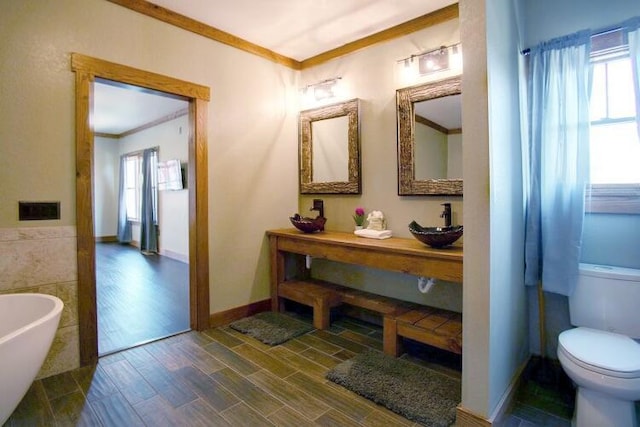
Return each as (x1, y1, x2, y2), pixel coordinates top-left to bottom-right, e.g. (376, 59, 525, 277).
(310, 199, 324, 218)
(440, 203, 452, 227)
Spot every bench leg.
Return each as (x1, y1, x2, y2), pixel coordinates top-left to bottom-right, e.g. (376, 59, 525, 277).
(383, 316, 403, 356)
(277, 297, 286, 313)
(313, 299, 331, 330)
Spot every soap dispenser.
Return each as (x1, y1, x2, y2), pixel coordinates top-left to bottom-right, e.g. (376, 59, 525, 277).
(440, 203, 452, 227)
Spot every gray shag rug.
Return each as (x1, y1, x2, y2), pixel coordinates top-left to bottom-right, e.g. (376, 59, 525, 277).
(326, 350, 460, 427)
(228, 311, 314, 345)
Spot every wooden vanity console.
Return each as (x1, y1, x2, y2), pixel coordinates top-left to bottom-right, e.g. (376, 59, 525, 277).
(267, 228, 463, 356)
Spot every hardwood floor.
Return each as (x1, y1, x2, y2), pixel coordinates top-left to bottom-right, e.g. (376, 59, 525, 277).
(5, 308, 574, 427)
(6, 312, 461, 426)
(96, 243, 190, 356)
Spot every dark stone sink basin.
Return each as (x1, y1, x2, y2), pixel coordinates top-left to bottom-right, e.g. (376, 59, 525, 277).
(408, 221, 463, 248)
(290, 214, 327, 233)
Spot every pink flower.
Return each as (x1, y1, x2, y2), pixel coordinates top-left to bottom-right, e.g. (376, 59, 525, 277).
(353, 207, 365, 226)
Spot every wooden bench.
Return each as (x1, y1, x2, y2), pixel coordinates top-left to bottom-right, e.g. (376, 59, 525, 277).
(384, 305, 462, 356)
(277, 279, 462, 356)
(278, 280, 343, 329)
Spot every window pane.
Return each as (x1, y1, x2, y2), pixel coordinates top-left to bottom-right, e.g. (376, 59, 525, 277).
(124, 154, 142, 220)
(590, 121, 640, 184)
(126, 189, 136, 219)
(607, 58, 636, 118)
(126, 158, 137, 188)
(590, 62, 607, 121)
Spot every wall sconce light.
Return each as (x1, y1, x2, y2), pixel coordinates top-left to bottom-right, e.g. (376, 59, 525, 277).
(419, 46, 450, 74)
(301, 77, 342, 102)
(397, 43, 462, 78)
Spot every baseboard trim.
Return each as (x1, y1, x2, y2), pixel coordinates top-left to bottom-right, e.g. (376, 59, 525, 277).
(209, 299, 272, 328)
(489, 355, 529, 425)
(456, 405, 492, 427)
(95, 235, 117, 242)
(160, 249, 188, 263)
(456, 355, 530, 426)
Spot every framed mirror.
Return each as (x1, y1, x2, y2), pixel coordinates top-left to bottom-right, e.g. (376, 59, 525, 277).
(397, 76, 462, 196)
(299, 98, 361, 194)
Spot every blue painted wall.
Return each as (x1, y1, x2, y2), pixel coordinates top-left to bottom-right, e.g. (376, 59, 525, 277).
(524, 0, 640, 49)
(583, 214, 640, 269)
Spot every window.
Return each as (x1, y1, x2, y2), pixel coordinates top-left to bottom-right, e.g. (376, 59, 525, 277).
(123, 150, 159, 222)
(587, 33, 640, 213)
(124, 153, 142, 221)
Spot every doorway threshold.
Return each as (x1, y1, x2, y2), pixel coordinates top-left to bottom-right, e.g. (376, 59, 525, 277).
(98, 328, 191, 358)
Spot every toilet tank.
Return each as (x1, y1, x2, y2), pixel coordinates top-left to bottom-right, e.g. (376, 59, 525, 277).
(570, 263, 640, 338)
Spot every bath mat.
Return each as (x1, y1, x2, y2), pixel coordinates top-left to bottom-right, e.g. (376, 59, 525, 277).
(326, 350, 460, 426)
(228, 311, 314, 345)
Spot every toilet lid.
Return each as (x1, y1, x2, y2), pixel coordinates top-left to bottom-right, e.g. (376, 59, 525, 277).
(559, 327, 640, 378)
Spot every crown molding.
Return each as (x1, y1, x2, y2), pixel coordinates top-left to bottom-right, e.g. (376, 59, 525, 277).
(106, 0, 302, 69)
(106, 0, 458, 70)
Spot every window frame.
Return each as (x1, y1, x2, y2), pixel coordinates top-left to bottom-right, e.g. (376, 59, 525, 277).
(586, 32, 639, 214)
(586, 184, 640, 214)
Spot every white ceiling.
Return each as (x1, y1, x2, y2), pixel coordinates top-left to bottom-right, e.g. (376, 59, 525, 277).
(93, 81, 188, 136)
(151, 0, 457, 61)
(94, 1, 457, 135)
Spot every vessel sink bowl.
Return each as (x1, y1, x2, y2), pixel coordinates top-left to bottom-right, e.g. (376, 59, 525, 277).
(290, 214, 327, 233)
(408, 221, 463, 248)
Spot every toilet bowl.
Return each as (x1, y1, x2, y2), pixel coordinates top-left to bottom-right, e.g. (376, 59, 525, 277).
(557, 264, 640, 426)
(558, 327, 640, 426)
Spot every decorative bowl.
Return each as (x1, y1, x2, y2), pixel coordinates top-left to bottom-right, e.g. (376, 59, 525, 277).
(290, 214, 327, 233)
(408, 221, 463, 248)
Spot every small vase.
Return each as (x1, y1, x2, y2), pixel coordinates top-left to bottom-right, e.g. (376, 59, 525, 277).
(355, 225, 363, 231)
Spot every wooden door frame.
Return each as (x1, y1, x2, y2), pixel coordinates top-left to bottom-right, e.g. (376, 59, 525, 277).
(72, 53, 210, 365)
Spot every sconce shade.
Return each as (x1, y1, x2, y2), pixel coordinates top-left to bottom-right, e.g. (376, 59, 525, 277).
(418, 46, 450, 75)
(397, 43, 461, 80)
(314, 81, 335, 100)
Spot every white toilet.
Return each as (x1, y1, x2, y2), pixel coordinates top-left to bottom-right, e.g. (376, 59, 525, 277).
(557, 263, 640, 427)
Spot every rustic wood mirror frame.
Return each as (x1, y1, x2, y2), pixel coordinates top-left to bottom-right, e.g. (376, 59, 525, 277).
(299, 98, 361, 194)
(397, 76, 463, 196)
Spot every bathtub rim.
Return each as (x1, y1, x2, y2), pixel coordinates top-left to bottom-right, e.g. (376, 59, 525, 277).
(0, 293, 64, 346)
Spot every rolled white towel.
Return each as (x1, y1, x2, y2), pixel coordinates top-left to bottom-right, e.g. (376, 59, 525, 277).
(354, 228, 393, 239)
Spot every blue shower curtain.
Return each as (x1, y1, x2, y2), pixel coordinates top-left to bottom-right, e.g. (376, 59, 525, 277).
(116, 155, 132, 243)
(139, 148, 158, 254)
(523, 31, 592, 296)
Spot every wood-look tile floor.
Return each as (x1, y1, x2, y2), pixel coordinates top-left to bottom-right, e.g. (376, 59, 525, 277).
(96, 242, 190, 356)
(6, 314, 461, 427)
(5, 312, 573, 427)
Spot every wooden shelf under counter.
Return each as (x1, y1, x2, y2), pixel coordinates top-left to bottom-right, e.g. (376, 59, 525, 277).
(266, 228, 464, 356)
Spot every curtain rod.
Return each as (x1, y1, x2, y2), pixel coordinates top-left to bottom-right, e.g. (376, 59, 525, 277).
(520, 23, 625, 55)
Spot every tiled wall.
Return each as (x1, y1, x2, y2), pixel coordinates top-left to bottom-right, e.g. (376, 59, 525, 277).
(0, 226, 79, 378)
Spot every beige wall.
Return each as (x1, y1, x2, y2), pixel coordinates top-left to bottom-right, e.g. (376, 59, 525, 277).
(1, 5, 503, 410)
(94, 136, 119, 237)
(0, 0, 298, 376)
(299, 19, 464, 311)
(415, 122, 447, 180)
(459, 0, 492, 415)
(299, 19, 462, 236)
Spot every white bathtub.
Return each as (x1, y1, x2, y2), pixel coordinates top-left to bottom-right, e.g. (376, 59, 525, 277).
(0, 293, 63, 425)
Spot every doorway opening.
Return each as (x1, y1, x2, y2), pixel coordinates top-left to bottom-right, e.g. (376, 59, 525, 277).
(93, 80, 191, 355)
(72, 53, 210, 366)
